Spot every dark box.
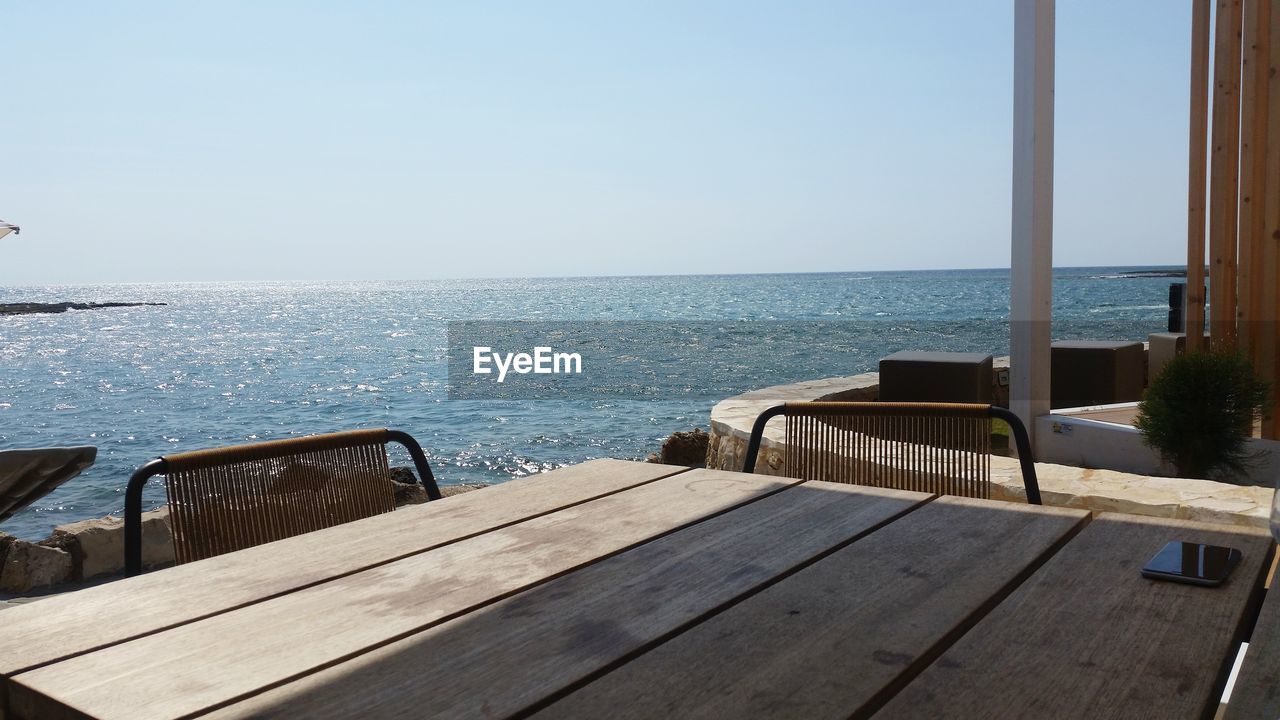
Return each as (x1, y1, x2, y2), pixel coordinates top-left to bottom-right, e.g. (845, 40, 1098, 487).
(1050, 340, 1145, 409)
(879, 351, 994, 404)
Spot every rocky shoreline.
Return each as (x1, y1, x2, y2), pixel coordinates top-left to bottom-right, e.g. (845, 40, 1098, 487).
(1097, 270, 1188, 279)
(0, 301, 166, 316)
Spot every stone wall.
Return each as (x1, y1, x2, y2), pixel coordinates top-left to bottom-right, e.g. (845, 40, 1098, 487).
(709, 373, 882, 472)
(52, 509, 176, 578)
(708, 359, 1011, 471)
(0, 508, 172, 593)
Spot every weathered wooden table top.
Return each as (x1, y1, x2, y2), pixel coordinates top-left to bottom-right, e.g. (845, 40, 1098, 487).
(0, 458, 1271, 720)
(1225, 560, 1280, 720)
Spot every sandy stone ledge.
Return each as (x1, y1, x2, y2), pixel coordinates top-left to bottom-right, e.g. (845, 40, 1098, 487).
(708, 372, 1275, 530)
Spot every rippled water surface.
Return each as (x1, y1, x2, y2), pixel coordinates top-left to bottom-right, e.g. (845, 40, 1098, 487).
(0, 268, 1177, 538)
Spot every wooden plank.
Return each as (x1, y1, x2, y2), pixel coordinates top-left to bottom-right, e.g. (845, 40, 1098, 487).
(1209, 0, 1244, 350)
(1225, 572, 1280, 719)
(1262, 0, 1280, 439)
(1188, 0, 1212, 351)
(876, 513, 1274, 719)
(7, 468, 832, 720)
(533, 498, 1090, 720)
(198, 482, 936, 720)
(1238, 0, 1270, 360)
(0, 458, 686, 678)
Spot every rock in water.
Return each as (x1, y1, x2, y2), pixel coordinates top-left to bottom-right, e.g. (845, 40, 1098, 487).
(0, 301, 166, 316)
(389, 467, 428, 505)
(389, 467, 487, 503)
(658, 428, 709, 468)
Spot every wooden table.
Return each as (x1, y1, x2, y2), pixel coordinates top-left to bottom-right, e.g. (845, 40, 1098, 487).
(0, 459, 1272, 720)
(1225, 567, 1280, 720)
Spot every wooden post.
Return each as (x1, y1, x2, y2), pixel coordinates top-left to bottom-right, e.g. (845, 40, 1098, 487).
(1208, 0, 1244, 351)
(1187, 0, 1212, 352)
(1010, 0, 1055, 452)
(1263, 0, 1280, 438)
(1238, 0, 1269, 364)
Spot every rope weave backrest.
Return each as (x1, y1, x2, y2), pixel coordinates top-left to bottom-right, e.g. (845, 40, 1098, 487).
(161, 429, 396, 565)
(781, 402, 992, 499)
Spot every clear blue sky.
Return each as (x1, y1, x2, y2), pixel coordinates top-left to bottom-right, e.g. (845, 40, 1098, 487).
(2, 1, 1194, 283)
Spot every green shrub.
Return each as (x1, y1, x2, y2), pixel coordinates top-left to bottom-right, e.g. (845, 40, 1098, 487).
(1134, 350, 1269, 479)
(990, 418, 1010, 452)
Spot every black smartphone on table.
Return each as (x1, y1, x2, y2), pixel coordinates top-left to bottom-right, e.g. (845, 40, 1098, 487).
(1141, 541, 1242, 587)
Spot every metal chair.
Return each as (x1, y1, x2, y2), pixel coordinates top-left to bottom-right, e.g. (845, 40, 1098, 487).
(124, 428, 441, 576)
(743, 402, 1041, 504)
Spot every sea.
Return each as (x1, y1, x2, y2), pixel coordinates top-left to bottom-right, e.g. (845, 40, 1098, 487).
(0, 267, 1181, 540)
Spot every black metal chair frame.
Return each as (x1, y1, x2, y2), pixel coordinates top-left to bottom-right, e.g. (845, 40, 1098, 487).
(124, 428, 441, 576)
(742, 402, 1042, 505)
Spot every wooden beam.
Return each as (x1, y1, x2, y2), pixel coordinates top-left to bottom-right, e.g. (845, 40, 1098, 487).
(1010, 0, 1055, 449)
(1209, 0, 1244, 350)
(1238, 0, 1269, 362)
(1187, 0, 1212, 352)
(1263, 0, 1280, 438)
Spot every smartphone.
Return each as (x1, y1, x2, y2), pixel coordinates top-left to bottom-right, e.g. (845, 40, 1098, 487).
(1140, 541, 1242, 587)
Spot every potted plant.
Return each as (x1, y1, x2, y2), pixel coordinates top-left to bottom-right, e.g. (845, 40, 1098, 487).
(1135, 350, 1269, 480)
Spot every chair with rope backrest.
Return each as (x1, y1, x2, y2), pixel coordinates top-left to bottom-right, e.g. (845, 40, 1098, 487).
(743, 402, 1041, 504)
(124, 428, 442, 576)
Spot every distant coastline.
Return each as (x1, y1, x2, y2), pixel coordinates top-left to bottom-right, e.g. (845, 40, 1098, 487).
(1094, 269, 1189, 279)
(0, 302, 166, 316)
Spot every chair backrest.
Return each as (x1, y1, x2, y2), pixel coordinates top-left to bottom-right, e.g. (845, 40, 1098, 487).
(743, 402, 1041, 504)
(125, 428, 441, 575)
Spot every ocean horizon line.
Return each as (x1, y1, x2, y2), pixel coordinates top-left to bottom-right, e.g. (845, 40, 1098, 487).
(0, 263, 1192, 290)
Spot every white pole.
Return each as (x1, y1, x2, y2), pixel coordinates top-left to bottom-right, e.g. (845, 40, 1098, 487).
(1010, 0, 1055, 453)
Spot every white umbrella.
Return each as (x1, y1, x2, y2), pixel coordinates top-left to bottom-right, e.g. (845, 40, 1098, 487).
(0, 220, 18, 241)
